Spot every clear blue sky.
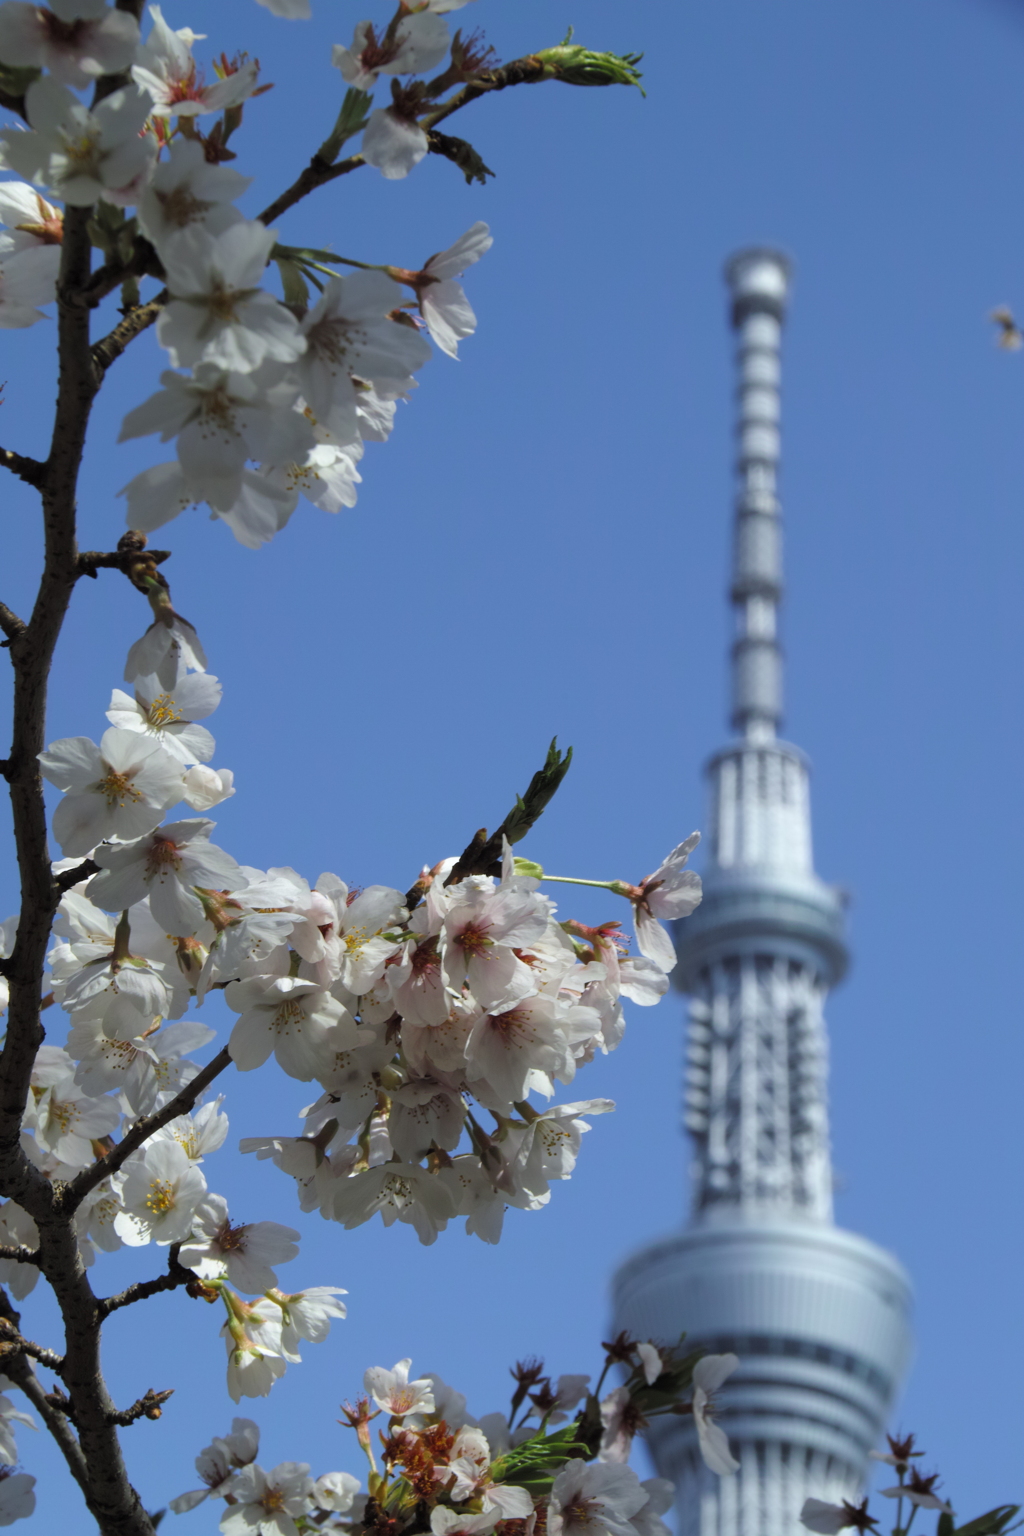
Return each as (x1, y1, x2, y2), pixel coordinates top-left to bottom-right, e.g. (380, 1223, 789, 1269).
(1, 0, 1022, 1527)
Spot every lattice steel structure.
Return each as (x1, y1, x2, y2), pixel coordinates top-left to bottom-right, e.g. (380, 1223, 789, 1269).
(611, 250, 912, 1536)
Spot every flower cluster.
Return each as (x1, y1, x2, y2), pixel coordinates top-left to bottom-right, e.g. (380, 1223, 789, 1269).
(0, 3, 493, 544)
(0, 558, 700, 1401)
(170, 1336, 739, 1536)
(799, 1429, 1021, 1536)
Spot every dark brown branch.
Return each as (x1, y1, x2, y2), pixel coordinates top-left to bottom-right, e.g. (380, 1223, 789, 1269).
(107, 1389, 173, 1427)
(5, 1360, 90, 1487)
(420, 57, 549, 131)
(64, 1047, 234, 1213)
(0, 1243, 39, 1265)
(91, 292, 166, 378)
(0, 601, 27, 644)
(0, 1314, 64, 1372)
(0, 446, 45, 487)
(55, 858, 99, 894)
(257, 154, 364, 228)
(98, 1248, 191, 1321)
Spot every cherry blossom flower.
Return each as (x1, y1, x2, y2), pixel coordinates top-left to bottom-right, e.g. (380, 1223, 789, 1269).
(180, 1194, 300, 1293)
(431, 1511, 499, 1536)
(152, 1097, 229, 1163)
(333, 13, 450, 91)
(169, 1417, 260, 1514)
(0, 1, 139, 89)
(297, 270, 430, 435)
(0, 77, 155, 206)
(637, 1342, 662, 1386)
(31, 1069, 120, 1165)
(626, 834, 702, 973)
(183, 763, 235, 811)
(252, 1286, 348, 1363)
(443, 883, 548, 1011)
(598, 1386, 642, 1465)
(225, 975, 359, 1079)
(125, 606, 207, 690)
(133, 6, 260, 117)
(691, 1353, 739, 1475)
(87, 819, 242, 935)
(39, 728, 184, 857)
(801, 1499, 879, 1535)
(0, 182, 62, 254)
(119, 364, 314, 513)
(364, 1358, 435, 1417)
(115, 1138, 208, 1246)
(0, 1385, 36, 1464)
(137, 137, 250, 246)
(106, 668, 221, 765)
(0, 244, 59, 327)
(157, 221, 305, 374)
(465, 996, 571, 1107)
(880, 1470, 953, 1515)
(222, 1302, 288, 1402)
(0, 1472, 35, 1526)
(66, 1017, 214, 1116)
(388, 1078, 465, 1160)
(361, 105, 429, 181)
(548, 1459, 649, 1536)
(406, 222, 492, 358)
(630, 1479, 675, 1536)
(220, 1461, 314, 1536)
(332, 1163, 455, 1245)
(446, 1425, 533, 1518)
(312, 1473, 360, 1514)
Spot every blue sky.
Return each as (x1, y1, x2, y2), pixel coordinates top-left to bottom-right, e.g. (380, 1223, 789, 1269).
(1, 0, 1022, 1527)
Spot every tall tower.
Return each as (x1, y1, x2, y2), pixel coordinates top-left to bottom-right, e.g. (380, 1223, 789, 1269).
(611, 251, 912, 1536)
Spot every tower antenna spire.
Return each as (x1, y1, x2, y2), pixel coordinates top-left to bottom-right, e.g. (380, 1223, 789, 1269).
(725, 248, 790, 742)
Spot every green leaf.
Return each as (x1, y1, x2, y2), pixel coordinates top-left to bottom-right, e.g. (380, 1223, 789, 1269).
(275, 257, 310, 308)
(533, 43, 645, 95)
(0, 60, 40, 100)
(513, 857, 545, 879)
(954, 1508, 1022, 1536)
(317, 87, 373, 164)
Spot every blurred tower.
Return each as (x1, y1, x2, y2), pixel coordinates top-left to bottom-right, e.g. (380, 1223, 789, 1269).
(611, 251, 912, 1536)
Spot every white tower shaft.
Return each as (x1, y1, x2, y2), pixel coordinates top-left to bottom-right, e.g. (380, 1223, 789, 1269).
(611, 249, 911, 1536)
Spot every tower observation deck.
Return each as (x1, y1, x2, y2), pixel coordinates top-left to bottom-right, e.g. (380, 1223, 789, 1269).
(611, 251, 912, 1536)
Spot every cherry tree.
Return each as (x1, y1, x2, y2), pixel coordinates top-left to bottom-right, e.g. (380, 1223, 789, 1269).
(0, 2, 737, 1532)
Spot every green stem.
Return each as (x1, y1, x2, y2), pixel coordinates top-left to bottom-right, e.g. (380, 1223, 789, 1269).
(540, 874, 618, 891)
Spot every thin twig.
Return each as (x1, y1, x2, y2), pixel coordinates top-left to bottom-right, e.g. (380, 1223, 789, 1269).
(64, 1047, 234, 1212)
(0, 601, 27, 644)
(0, 1350, 90, 1497)
(257, 154, 364, 228)
(107, 1388, 174, 1427)
(55, 858, 99, 894)
(98, 1248, 192, 1321)
(0, 1315, 64, 1372)
(91, 293, 167, 378)
(0, 446, 44, 487)
(0, 1244, 39, 1265)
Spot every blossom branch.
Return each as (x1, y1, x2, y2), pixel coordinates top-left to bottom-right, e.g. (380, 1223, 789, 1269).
(0, 1243, 39, 1265)
(0, 1314, 65, 1373)
(54, 859, 100, 895)
(64, 1046, 234, 1213)
(0, 446, 45, 487)
(0, 601, 27, 645)
(91, 292, 167, 379)
(107, 1389, 174, 1428)
(256, 154, 364, 229)
(97, 1247, 192, 1321)
(0, 1349, 91, 1500)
